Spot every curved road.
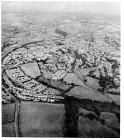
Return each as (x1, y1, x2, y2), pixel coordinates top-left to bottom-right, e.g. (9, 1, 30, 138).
(2, 40, 44, 61)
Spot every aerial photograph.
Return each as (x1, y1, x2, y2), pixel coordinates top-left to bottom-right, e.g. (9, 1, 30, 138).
(1, 1, 120, 137)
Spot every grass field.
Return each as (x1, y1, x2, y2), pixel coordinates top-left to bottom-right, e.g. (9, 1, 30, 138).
(2, 122, 15, 137)
(19, 101, 65, 137)
(2, 103, 15, 124)
(21, 62, 41, 78)
(78, 116, 119, 138)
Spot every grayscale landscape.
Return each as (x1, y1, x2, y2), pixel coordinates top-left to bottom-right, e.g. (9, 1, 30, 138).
(2, 1, 120, 137)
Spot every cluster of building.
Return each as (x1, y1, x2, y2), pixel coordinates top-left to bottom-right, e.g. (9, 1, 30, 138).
(2, 72, 64, 103)
(12, 85, 63, 103)
(3, 49, 32, 67)
(3, 64, 64, 103)
(6, 68, 31, 83)
(4, 36, 120, 86)
(2, 21, 120, 103)
(2, 89, 13, 104)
